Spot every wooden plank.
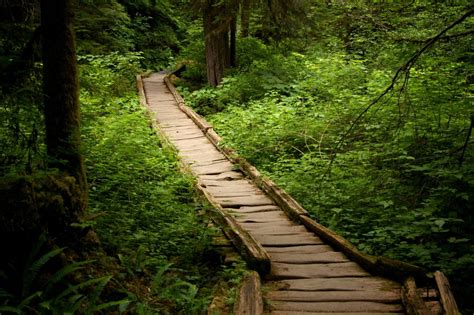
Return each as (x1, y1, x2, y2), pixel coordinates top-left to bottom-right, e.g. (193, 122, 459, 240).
(181, 152, 225, 163)
(171, 137, 210, 146)
(233, 224, 307, 235)
(240, 221, 298, 230)
(200, 171, 244, 180)
(217, 195, 274, 207)
(165, 128, 205, 136)
(229, 205, 280, 213)
(234, 271, 263, 315)
(401, 277, 430, 315)
(200, 179, 252, 187)
(267, 290, 400, 303)
(265, 245, 335, 254)
(206, 184, 260, 194)
(179, 144, 220, 153)
(161, 120, 201, 129)
(271, 262, 371, 279)
(267, 277, 400, 292)
(268, 251, 349, 264)
(434, 271, 459, 315)
(233, 211, 288, 223)
(191, 162, 236, 175)
(161, 125, 202, 133)
(188, 158, 230, 167)
(211, 191, 264, 198)
(269, 301, 404, 313)
(253, 234, 324, 247)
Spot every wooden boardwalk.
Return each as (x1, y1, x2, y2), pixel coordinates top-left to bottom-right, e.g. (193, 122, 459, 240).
(139, 73, 457, 314)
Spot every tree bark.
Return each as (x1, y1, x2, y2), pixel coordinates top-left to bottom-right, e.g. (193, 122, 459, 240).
(203, 0, 228, 86)
(230, 16, 237, 67)
(40, 0, 87, 211)
(241, 0, 251, 37)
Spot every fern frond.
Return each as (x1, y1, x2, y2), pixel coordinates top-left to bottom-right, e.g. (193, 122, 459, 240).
(22, 247, 64, 298)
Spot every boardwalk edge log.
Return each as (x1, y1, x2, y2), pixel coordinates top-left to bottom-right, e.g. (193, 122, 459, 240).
(234, 271, 264, 315)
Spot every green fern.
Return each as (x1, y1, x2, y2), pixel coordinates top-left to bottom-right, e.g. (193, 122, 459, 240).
(22, 247, 64, 298)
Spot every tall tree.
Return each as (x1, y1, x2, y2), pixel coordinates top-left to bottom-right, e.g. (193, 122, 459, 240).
(40, 0, 87, 219)
(240, 0, 251, 37)
(202, 0, 238, 86)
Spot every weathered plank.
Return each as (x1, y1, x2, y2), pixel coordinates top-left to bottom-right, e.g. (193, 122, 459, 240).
(200, 171, 244, 180)
(200, 178, 252, 187)
(264, 245, 335, 254)
(161, 125, 202, 133)
(171, 137, 210, 146)
(269, 301, 404, 313)
(228, 205, 281, 213)
(216, 195, 275, 207)
(236, 224, 307, 234)
(156, 113, 189, 121)
(401, 277, 430, 315)
(181, 152, 225, 163)
(240, 221, 298, 230)
(188, 158, 231, 167)
(234, 271, 263, 315)
(159, 119, 197, 127)
(233, 211, 288, 223)
(434, 271, 459, 315)
(206, 184, 261, 194)
(178, 144, 220, 153)
(271, 262, 371, 279)
(267, 277, 400, 292)
(253, 234, 325, 247)
(268, 251, 349, 264)
(168, 133, 206, 141)
(267, 290, 400, 303)
(191, 162, 236, 175)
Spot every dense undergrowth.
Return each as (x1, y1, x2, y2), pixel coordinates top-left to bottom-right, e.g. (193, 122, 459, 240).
(79, 53, 237, 313)
(178, 24, 473, 312)
(0, 52, 246, 313)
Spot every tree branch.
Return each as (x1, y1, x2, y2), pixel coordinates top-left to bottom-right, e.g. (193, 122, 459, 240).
(323, 8, 474, 178)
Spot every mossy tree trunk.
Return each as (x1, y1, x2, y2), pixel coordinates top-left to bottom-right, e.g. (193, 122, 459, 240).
(40, 0, 87, 223)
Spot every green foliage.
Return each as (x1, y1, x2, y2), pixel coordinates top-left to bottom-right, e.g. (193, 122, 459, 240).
(76, 0, 135, 54)
(0, 237, 129, 314)
(0, 65, 45, 175)
(181, 5, 474, 309)
(79, 53, 235, 313)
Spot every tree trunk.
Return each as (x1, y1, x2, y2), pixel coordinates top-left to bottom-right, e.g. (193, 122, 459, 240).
(241, 0, 251, 37)
(40, 0, 87, 214)
(204, 0, 228, 86)
(230, 16, 237, 67)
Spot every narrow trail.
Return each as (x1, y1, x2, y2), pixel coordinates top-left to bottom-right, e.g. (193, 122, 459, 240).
(139, 73, 456, 314)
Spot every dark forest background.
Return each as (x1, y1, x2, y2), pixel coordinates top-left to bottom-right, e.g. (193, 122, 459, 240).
(0, 0, 472, 313)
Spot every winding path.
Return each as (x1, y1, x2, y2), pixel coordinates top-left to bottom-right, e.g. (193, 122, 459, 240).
(139, 73, 453, 314)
